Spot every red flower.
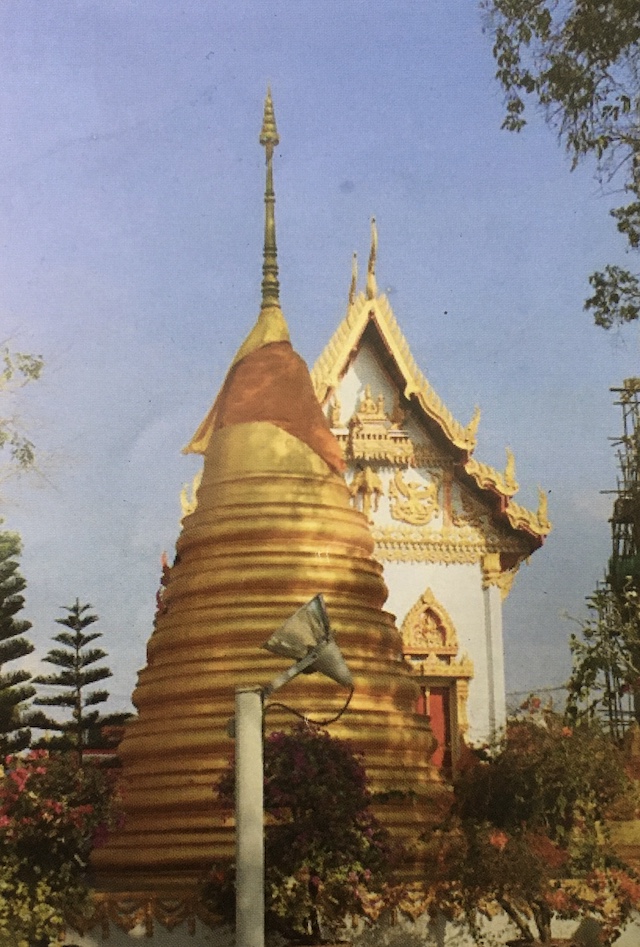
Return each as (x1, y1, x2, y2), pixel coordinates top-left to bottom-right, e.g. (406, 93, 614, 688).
(488, 830, 508, 852)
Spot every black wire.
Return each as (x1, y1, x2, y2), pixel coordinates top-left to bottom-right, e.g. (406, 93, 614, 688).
(264, 687, 354, 726)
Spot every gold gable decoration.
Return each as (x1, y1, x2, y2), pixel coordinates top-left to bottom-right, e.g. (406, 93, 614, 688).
(332, 384, 415, 464)
(311, 241, 551, 544)
(401, 588, 459, 657)
(312, 291, 479, 452)
(349, 465, 384, 522)
(506, 489, 552, 536)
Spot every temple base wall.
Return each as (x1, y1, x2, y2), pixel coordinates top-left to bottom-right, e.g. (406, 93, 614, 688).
(63, 905, 640, 947)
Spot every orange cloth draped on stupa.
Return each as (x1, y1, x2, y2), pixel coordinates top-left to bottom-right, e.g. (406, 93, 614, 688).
(92, 91, 440, 896)
(185, 336, 345, 475)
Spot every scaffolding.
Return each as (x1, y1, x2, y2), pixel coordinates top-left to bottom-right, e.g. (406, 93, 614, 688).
(609, 378, 640, 594)
(602, 378, 640, 735)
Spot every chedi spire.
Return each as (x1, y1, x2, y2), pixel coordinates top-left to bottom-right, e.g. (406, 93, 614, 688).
(260, 85, 280, 312)
(93, 94, 438, 896)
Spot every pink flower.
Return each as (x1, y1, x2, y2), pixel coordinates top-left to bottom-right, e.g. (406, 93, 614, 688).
(8, 768, 30, 792)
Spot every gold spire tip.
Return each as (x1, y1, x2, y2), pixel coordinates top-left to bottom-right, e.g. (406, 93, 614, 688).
(260, 87, 279, 148)
(259, 87, 281, 312)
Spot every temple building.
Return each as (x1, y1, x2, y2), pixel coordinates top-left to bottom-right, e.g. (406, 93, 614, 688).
(311, 224, 551, 758)
(85, 93, 549, 939)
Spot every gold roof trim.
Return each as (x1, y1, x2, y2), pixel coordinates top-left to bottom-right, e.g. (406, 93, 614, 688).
(504, 488, 552, 537)
(311, 290, 479, 451)
(464, 447, 519, 498)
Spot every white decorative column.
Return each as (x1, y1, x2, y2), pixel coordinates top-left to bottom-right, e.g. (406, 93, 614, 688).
(482, 554, 507, 742)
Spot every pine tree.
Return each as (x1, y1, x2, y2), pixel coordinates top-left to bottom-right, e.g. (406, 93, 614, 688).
(32, 599, 128, 764)
(0, 529, 35, 754)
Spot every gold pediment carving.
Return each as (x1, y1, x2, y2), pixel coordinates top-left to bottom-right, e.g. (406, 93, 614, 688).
(312, 286, 550, 546)
(336, 384, 416, 464)
(389, 468, 440, 526)
(409, 650, 474, 680)
(401, 587, 458, 656)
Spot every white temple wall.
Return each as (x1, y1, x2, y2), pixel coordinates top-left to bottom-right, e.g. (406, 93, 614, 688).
(383, 560, 501, 745)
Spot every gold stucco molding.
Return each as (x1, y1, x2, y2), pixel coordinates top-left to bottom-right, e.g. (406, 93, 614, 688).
(371, 520, 530, 565)
(482, 552, 519, 600)
(69, 892, 220, 938)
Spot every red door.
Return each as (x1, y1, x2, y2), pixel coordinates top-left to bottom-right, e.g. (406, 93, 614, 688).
(427, 686, 451, 772)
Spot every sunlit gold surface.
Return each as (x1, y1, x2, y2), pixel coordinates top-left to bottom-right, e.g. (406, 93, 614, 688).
(93, 421, 439, 891)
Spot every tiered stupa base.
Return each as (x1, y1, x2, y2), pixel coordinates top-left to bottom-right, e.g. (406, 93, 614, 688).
(93, 423, 442, 894)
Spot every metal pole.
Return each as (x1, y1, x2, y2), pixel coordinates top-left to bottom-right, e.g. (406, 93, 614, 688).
(235, 686, 265, 947)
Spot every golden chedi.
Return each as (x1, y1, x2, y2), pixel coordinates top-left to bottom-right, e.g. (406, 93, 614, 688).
(93, 91, 438, 894)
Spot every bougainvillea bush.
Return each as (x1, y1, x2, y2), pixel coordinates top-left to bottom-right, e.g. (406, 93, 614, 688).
(0, 750, 119, 947)
(210, 723, 392, 943)
(427, 710, 640, 945)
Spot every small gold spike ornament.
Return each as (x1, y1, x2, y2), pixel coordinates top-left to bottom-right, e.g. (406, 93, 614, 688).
(366, 216, 378, 299)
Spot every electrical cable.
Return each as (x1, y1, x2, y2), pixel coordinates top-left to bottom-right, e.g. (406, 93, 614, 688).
(264, 686, 354, 726)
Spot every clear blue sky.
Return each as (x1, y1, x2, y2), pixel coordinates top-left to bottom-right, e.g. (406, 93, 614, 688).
(2, 0, 638, 710)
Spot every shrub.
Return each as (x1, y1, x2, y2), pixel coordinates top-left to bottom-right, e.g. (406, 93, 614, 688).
(210, 723, 391, 943)
(0, 750, 120, 946)
(427, 711, 640, 945)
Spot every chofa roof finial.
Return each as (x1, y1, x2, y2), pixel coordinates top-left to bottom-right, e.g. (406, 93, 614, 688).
(366, 216, 378, 300)
(348, 252, 358, 307)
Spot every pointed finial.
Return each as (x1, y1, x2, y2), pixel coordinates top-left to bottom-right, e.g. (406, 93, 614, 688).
(260, 87, 280, 311)
(366, 216, 378, 300)
(536, 486, 551, 531)
(260, 86, 280, 149)
(465, 405, 481, 441)
(348, 252, 358, 307)
(504, 447, 518, 495)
